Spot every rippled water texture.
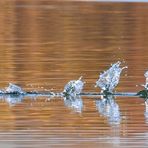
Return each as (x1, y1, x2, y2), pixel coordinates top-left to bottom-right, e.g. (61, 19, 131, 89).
(0, 0, 148, 147)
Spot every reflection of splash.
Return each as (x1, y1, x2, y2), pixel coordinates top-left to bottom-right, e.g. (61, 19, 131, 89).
(96, 61, 127, 92)
(0, 94, 24, 106)
(96, 95, 121, 125)
(64, 95, 83, 113)
(6, 95, 24, 106)
(144, 100, 148, 124)
(63, 77, 84, 96)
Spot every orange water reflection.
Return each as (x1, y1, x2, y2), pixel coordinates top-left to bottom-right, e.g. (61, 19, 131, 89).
(0, 1, 148, 147)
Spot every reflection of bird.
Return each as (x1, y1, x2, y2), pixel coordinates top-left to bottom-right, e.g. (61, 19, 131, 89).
(63, 76, 84, 96)
(64, 95, 83, 113)
(96, 95, 121, 125)
(95, 61, 127, 93)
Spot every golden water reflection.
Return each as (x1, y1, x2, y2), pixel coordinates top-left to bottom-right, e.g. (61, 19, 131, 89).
(0, 0, 148, 147)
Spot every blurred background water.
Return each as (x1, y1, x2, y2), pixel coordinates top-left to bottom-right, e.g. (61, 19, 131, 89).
(0, 0, 148, 147)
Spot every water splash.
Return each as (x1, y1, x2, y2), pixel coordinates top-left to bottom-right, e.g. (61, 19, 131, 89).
(63, 76, 85, 96)
(64, 95, 83, 113)
(138, 71, 148, 100)
(96, 61, 127, 92)
(144, 71, 148, 90)
(5, 83, 26, 94)
(96, 95, 121, 125)
(0, 90, 4, 93)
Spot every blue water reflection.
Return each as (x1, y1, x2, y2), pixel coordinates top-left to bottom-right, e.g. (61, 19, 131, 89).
(0, 94, 24, 106)
(144, 100, 148, 124)
(96, 95, 121, 125)
(64, 95, 83, 113)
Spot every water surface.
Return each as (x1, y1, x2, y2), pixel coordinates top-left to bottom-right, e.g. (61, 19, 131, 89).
(0, 0, 148, 147)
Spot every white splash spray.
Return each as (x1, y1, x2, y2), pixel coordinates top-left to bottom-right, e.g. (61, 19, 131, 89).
(5, 83, 26, 94)
(63, 76, 85, 96)
(96, 61, 127, 92)
(144, 71, 148, 90)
